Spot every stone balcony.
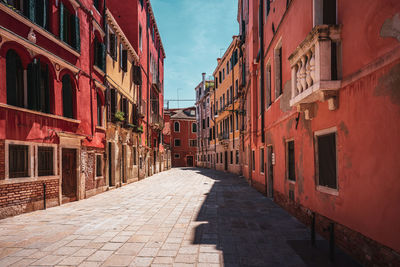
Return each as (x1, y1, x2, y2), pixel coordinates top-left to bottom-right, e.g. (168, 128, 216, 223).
(289, 25, 342, 120)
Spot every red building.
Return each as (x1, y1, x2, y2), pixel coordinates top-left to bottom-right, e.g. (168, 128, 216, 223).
(107, 0, 166, 177)
(236, 0, 400, 265)
(0, 0, 108, 218)
(164, 108, 197, 168)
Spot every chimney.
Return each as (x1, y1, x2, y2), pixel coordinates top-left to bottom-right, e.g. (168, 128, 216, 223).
(202, 72, 206, 92)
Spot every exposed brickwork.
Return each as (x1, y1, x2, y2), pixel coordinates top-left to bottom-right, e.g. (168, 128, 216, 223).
(274, 191, 400, 267)
(0, 178, 59, 219)
(0, 140, 4, 180)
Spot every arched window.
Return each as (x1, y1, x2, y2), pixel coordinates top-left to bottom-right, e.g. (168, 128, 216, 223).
(62, 74, 74, 118)
(6, 50, 24, 108)
(174, 121, 180, 132)
(27, 58, 50, 113)
(97, 92, 102, 126)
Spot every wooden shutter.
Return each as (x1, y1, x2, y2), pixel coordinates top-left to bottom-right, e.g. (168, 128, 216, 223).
(74, 15, 81, 52)
(122, 50, 128, 72)
(27, 0, 35, 22)
(101, 43, 106, 70)
(59, 2, 64, 42)
(275, 48, 281, 98)
(119, 43, 123, 69)
(43, 64, 50, 113)
(6, 51, 17, 106)
(106, 88, 111, 122)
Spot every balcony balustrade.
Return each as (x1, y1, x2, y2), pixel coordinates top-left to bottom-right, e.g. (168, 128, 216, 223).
(289, 25, 341, 120)
(138, 99, 146, 118)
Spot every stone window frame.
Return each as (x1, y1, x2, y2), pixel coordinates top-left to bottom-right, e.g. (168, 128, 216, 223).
(260, 147, 265, 174)
(4, 140, 58, 182)
(174, 121, 180, 133)
(314, 126, 339, 196)
(273, 37, 283, 102)
(174, 139, 181, 147)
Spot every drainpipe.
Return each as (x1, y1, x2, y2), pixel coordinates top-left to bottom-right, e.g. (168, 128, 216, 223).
(259, 0, 265, 144)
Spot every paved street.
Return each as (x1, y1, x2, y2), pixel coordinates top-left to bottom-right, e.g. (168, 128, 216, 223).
(0, 168, 359, 267)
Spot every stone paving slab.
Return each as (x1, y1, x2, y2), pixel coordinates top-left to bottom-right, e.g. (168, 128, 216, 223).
(0, 168, 360, 266)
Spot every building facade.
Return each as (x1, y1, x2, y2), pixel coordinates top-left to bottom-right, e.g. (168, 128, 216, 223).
(0, 0, 167, 219)
(194, 73, 214, 168)
(237, 0, 400, 265)
(164, 108, 197, 168)
(212, 36, 242, 174)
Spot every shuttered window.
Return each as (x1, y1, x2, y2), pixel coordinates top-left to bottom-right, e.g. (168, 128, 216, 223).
(274, 46, 282, 98)
(266, 64, 272, 107)
(122, 49, 128, 72)
(97, 93, 102, 126)
(62, 74, 74, 119)
(59, 2, 80, 51)
(109, 33, 117, 60)
(38, 147, 54, 176)
(27, 59, 50, 114)
(6, 50, 24, 108)
(110, 88, 117, 120)
(9, 144, 29, 178)
(94, 36, 105, 71)
(317, 133, 337, 189)
(96, 155, 102, 177)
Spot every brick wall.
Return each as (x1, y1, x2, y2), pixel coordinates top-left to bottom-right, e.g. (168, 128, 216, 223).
(0, 178, 59, 219)
(0, 140, 4, 180)
(274, 191, 400, 267)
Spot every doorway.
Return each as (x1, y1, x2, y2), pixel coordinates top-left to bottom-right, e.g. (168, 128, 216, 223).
(224, 151, 228, 171)
(121, 145, 126, 183)
(267, 146, 274, 198)
(187, 156, 194, 167)
(108, 142, 113, 187)
(62, 148, 77, 203)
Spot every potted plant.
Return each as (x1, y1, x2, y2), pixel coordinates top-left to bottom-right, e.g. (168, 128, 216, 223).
(126, 123, 136, 129)
(114, 111, 125, 123)
(136, 125, 144, 133)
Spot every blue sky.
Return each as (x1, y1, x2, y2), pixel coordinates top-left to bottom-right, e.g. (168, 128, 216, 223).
(151, 0, 238, 109)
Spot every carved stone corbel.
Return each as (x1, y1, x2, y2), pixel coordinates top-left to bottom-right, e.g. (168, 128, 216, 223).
(297, 103, 316, 120)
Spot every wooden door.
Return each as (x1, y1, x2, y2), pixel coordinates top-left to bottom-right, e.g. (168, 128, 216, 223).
(267, 146, 274, 198)
(187, 156, 194, 167)
(62, 148, 77, 198)
(224, 151, 228, 171)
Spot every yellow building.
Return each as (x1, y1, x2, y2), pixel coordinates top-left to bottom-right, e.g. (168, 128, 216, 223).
(212, 36, 241, 174)
(104, 9, 143, 187)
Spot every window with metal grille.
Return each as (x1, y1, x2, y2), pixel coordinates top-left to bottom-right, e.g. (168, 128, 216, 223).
(38, 147, 54, 176)
(317, 133, 337, 189)
(287, 140, 295, 181)
(9, 144, 29, 178)
(96, 155, 102, 177)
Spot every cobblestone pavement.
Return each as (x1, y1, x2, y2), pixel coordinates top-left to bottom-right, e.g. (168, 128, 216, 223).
(0, 168, 360, 267)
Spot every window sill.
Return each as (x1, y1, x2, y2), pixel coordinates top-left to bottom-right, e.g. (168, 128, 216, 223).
(93, 65, 105, 76)
(0, 103, 81, 124)
(0, 3, 81, 57)
(96, 126, 106, 132)
(288, 179, 296, 184)
(0, 175, 59, 185)
(95, 176, 104, 180)
(316, 185, 339, 196)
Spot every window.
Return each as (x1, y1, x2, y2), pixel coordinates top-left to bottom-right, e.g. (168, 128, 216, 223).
(236, 150, 239, 164)
(62, 75, 74, 119)
(202, 119, 205, 129)
(216, 153, 219, 163)
(207, 117, 210, 128)
(235, 79, 238, 98)
(316, 132, 337, 189)
(133, 147, 137, 165)
(94, 36, 105, 71)
(97, 93, 102, 126)
(174, 121, 180, 132)
(192, 123, 197, 133)
(174, 139, 181, 147)
(120, 43, 128, 72)
(314, 0, 337, 26)
(189, 140, 197, 147)
(260, 148, 265, 173)
(266, 63, 272, 107)
(37, 146, 54, 176)
(6, 50, 24, 108)
(108, 28, 117, 60)
(230, 151, 233, 164)
(287, 140, 295, 181)
(60, 2, 80, 51)
(235, 114, 239, 131)
(139, 24, 143, 51)
(109, 88, 117, 120)
(6, 0, 49, 30)
(274, 44, 282, 99)
(96, 155, 102, 177)
(174, 153, 180, 159)
(252, 150, 255, 171)
(9, 144, 29, 178)
(27, 58, 51, 114)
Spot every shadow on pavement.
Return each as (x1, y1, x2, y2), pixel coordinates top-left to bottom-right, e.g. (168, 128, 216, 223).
(190, 168, 361, 267)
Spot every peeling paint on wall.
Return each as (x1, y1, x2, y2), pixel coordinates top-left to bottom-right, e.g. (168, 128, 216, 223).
(280, 80, 292, 112)
(339, 121, 349, 137)
(380, 13, 400, 42)
(374, 63, 400, 106)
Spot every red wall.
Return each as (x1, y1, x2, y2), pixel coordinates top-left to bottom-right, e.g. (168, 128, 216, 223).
(242, 0, 400, 256)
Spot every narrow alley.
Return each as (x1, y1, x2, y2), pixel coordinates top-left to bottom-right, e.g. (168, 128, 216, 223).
(0, 168, 358, 266)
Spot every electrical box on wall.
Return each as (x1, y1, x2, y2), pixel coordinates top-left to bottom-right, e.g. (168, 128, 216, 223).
(272, 153, 276, 165)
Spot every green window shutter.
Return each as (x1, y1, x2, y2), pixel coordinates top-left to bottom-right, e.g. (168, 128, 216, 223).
(119, 43, 123, 69)
(6, 51, 17, 106)
(101, 43, 106, 71)
(74, 15, 80, 52)
(43, 64, 50, 113)
(25, 0, 35, 22)
(122, 50, 127, 72)
(59, 2, 64, 41)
